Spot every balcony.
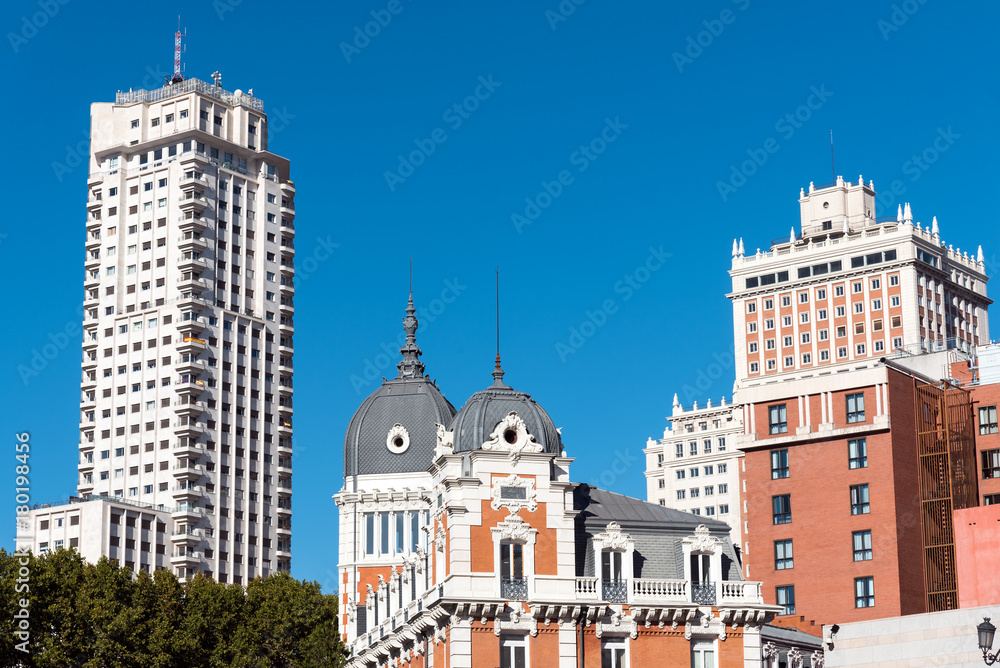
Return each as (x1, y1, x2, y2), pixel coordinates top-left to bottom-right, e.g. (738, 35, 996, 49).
(172, 441, 205, 458)
(85, 234, 102, 251)
(572, 577, 764, 606)
(177, 275, 209, 293)
(276, 439, 292, 455)
(172, 461, 205, 478)
(173, 399, 205, 418)
(81, 355, 98, 371)
(175, 294, 211, 311)
(280, 219, 295, 238)
(175, 356, 205, 375)
(86, 196, 103, 212)
(177, 216, 209, 234)
(84, 254, 100, 271)
(173, 420, 205, 439)
(178, 173, 205, 193)
(278, 382, 293, 397)
(177, 234, 208, 253)
(277, 420, 293, 437)
(175, 380, 207, 397)
(172, 484, 203, 502)
(178, 255, 211, 273)
(172, 505, 203, 522)
(170, 550, 203, 566)
(178, 194, 209, 214)
(176, 336, 208, 355)
(500, 578, 528, 601)
(81, 374, 97, 390)
(171, 528, 203, 545)
(84, 272, 100, 289)
(176, 316, 206, 336)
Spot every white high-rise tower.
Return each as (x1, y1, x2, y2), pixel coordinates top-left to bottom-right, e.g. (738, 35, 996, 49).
(24, 72, 296, 584)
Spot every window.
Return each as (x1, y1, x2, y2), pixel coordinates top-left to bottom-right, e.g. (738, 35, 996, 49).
(853, 530, 873, 561)
(800, 312, 809, 324)
(677, 490, 685, 500)
(718, 483, 728, 493)
(783, 336, 792, 347)
(500, 542, 525, 597)
(749, 362, 759, 373)
(801, 332, 811, 344)
(846, 393, 865, 423)
(749, 342, 758, 353)
(765, 319, 774, 330)
(772, 495, 791, 524)
(980, 406, 999, 435)
(748, 321, 757, 333)
(676, 470, 685, 480)
(718, 438, 726, 452)
(799, 292, 809, 304)
(982, 449, 1000, 480)
(854, 302, 864, 314)
(838, 346, 848, 358)
(602, 637, 627, 668)
(836, 306, 846, 317)
(771, 449, 789, 479)
(889, 274, 899, 286)
(782, 316, 792, 327)
(855, 576, 875, 608)
(801, 353, 811, 364)
(675, 443, 683, 458)
(819, 329, 829, 341)
(658, 479, 665, 489)
(870, 278, 881, 290)
(689, 468, 699, 478)
(817, 288, 827, 299)
(690, 442, 697, 456)
(818, 308, 827, 320)
(856, 343, 866, 355)
(849, 439, 868, 469)
(747, 302, 756, 313)
(871, 299, 882, 311)
(703, 440, 712, 454)
(501, 634, 528, 668)
(718, 463, 727, 474)
(853, 281, 863, 293)
(764, 298, 773, 310)
(781, 296, 791, 307)
(769, 405, 787, 434)
(765, 338, 775, 350)
(690, 488, 700, 498)
(775, 540, 793, 569)
(850, 484, 870, 515)
(776, 585, 795, 614)
(380, 512, 389, 555)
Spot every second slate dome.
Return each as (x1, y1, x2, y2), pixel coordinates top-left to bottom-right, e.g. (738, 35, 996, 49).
(449, 360, 562, 455)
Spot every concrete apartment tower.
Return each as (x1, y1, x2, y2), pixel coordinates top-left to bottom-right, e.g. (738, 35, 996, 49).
(25, 67, 296, 584)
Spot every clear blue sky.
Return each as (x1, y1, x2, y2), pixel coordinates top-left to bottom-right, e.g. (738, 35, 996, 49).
(3, 0, 998, 593)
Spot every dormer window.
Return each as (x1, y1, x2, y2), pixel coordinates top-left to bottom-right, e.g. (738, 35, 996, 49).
(601, 549, 626, 602)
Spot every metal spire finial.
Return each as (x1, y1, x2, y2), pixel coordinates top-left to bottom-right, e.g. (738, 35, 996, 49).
(493, 266, 507, 387)
(396, 265, 424, 379)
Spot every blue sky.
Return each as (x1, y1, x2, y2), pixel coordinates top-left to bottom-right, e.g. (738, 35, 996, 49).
(3, 0, 998, 593)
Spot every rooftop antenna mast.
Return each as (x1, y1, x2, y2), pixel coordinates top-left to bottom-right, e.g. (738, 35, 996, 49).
(171, 18, 186, 84)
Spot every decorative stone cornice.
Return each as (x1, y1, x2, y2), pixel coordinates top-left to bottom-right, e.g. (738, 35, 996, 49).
(683, 524, 722, 555)
(491, 513, 537, 543)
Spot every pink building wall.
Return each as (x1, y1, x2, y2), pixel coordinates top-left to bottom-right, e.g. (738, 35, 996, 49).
(955, 505, 1000, 608)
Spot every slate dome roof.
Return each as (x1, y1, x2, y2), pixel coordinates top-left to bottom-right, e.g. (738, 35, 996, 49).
(448, 360, 562, 455)
(343, 295, 457, 478)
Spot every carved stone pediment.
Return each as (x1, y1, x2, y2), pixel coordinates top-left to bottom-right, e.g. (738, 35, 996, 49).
(482, 412, 542, 464)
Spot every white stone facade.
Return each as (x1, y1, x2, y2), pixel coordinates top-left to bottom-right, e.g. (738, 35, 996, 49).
(57, 77, 296, 581)
(644, 397, 744, 540)
(729, 177, 990, 385)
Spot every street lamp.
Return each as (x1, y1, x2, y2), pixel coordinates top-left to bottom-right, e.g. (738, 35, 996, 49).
(979, 618, 998, 665)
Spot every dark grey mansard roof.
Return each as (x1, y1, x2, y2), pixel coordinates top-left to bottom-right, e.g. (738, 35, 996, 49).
(343, 295, 457, 478)
(573, 485, 743, 581)
(448, 360, 562, 454)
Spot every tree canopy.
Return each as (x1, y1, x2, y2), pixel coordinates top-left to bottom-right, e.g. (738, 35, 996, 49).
(0, 549, 346, 668)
